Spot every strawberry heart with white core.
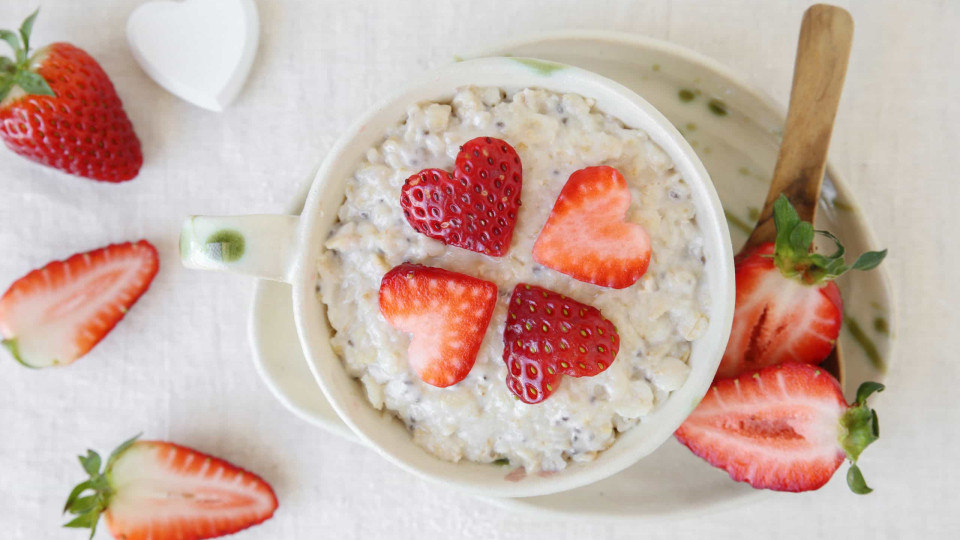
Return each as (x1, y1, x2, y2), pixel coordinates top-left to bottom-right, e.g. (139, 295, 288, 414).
(0, 9, 142, 181)
(63, 435, 278, 540)
(533, 165, 651, 289)
(401, 136, 522, 257)
(717, 195, 886, 379)
(0, 241, 159, 368)
(676, 362, 883, 494)
(379, 263, 498, 387)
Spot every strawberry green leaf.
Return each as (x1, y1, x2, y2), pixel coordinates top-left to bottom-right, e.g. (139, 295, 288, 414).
(773, 194, 801, 253)
(0, 56, 14, 73)
(855, 381, 885, 405)
(78, 450, 101, 477)
(851, 249, 887, 271)
(0, 29, 21, 58)
(64, 509, 102, 540)
(789, 221, 814, 254)
(19, 9, 39, 56)
(68, 495, 98, 515)
(15, 70, 54, 97)
(846, 464, 873, 494)
(62, 480, 94, 513)
(771, 195, 887, 284)
(0, 79, 12, 102)
(64, 511, 99, 528)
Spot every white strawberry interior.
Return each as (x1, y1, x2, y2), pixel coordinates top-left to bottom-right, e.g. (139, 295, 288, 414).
(381, 273, 495, 387)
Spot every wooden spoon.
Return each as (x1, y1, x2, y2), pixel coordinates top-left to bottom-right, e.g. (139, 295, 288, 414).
(740, 4, 853, 384)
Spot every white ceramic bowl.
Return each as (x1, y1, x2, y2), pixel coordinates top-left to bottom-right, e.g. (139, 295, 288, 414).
(180, 57, 735, 498)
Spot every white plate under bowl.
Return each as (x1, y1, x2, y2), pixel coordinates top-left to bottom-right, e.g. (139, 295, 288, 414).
(249, 31, 895, 519)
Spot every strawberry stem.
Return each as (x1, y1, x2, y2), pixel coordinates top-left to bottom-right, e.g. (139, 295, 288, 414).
(771, 195, 887, 285)
(838, 381, 884, 494)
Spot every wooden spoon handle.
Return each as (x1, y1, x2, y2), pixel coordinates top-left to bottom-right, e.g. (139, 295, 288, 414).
(742, 4, 853, 250)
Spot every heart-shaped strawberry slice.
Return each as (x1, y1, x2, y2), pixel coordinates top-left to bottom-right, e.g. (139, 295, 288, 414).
(503, 284, 620, 403)
(533, 166, 651, 289)
(379, 263, 498, 387)
(400, 137, 522, 257)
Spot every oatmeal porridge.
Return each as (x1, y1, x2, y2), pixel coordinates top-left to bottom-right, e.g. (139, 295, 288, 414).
(317, 87, 709, 472)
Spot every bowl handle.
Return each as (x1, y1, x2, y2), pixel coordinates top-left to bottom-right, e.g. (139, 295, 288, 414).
(179, 215, 299, 283)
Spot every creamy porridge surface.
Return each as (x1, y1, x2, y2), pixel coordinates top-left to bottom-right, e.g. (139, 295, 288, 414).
(317, 87, 710, 472)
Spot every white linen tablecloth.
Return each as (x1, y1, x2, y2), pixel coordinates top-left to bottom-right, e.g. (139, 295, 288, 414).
(1, 0, 957, 537)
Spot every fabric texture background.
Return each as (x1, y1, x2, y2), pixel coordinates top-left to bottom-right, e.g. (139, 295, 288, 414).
(0, 0, 956, 537)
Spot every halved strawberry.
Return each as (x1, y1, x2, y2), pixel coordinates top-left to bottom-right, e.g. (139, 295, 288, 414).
(532, 166, 651, 289)
(717, 196, 886, 378)
(63, 435, 278, 540)
(675, 362, 883, 493)
(401, 136, 522, 256)
(379, 263, 497, 387)
(0, 240, 159, 368)
(502, 284, 620, 403)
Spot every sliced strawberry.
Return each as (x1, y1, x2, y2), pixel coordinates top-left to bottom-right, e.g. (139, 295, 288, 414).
(717, 196, 886, 378)
(63, 436, 278, 540)
(502, 284, 620, 403)
(379, 263, 497, 387)
(532, 166, 650, 289)
(401, 136, 522, 256)
(676, 362, 883, 493)
(0, 240, 159, 368)
(717, 243, 843, 378)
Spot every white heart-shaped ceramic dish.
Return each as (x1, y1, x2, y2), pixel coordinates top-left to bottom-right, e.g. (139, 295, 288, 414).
(178, 57, 735, 497)
(127, 0, 259, 111)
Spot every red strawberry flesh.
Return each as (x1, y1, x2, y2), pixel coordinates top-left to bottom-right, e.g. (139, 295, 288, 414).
(0, 240, 159, 368)
(677, 363, 852, 492)
(532, 166, 651, 289)
(717, 242, 843, 379)
(503, 284, 619, 403)
(401, 136, 521, 256)
(379, 263, 497, 387)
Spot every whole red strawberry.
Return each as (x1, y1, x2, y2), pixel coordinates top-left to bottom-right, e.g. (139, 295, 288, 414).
(401, 136, 522, 256)
(717, 195, 886, 379)
(0, 10, 142, 182)
(503, 284, 619, 403)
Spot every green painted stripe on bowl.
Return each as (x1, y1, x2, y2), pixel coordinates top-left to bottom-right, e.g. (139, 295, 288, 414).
(511, 57, 566, 75)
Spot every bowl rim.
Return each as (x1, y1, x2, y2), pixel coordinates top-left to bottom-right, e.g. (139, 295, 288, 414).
(283, 56, 735, 498)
